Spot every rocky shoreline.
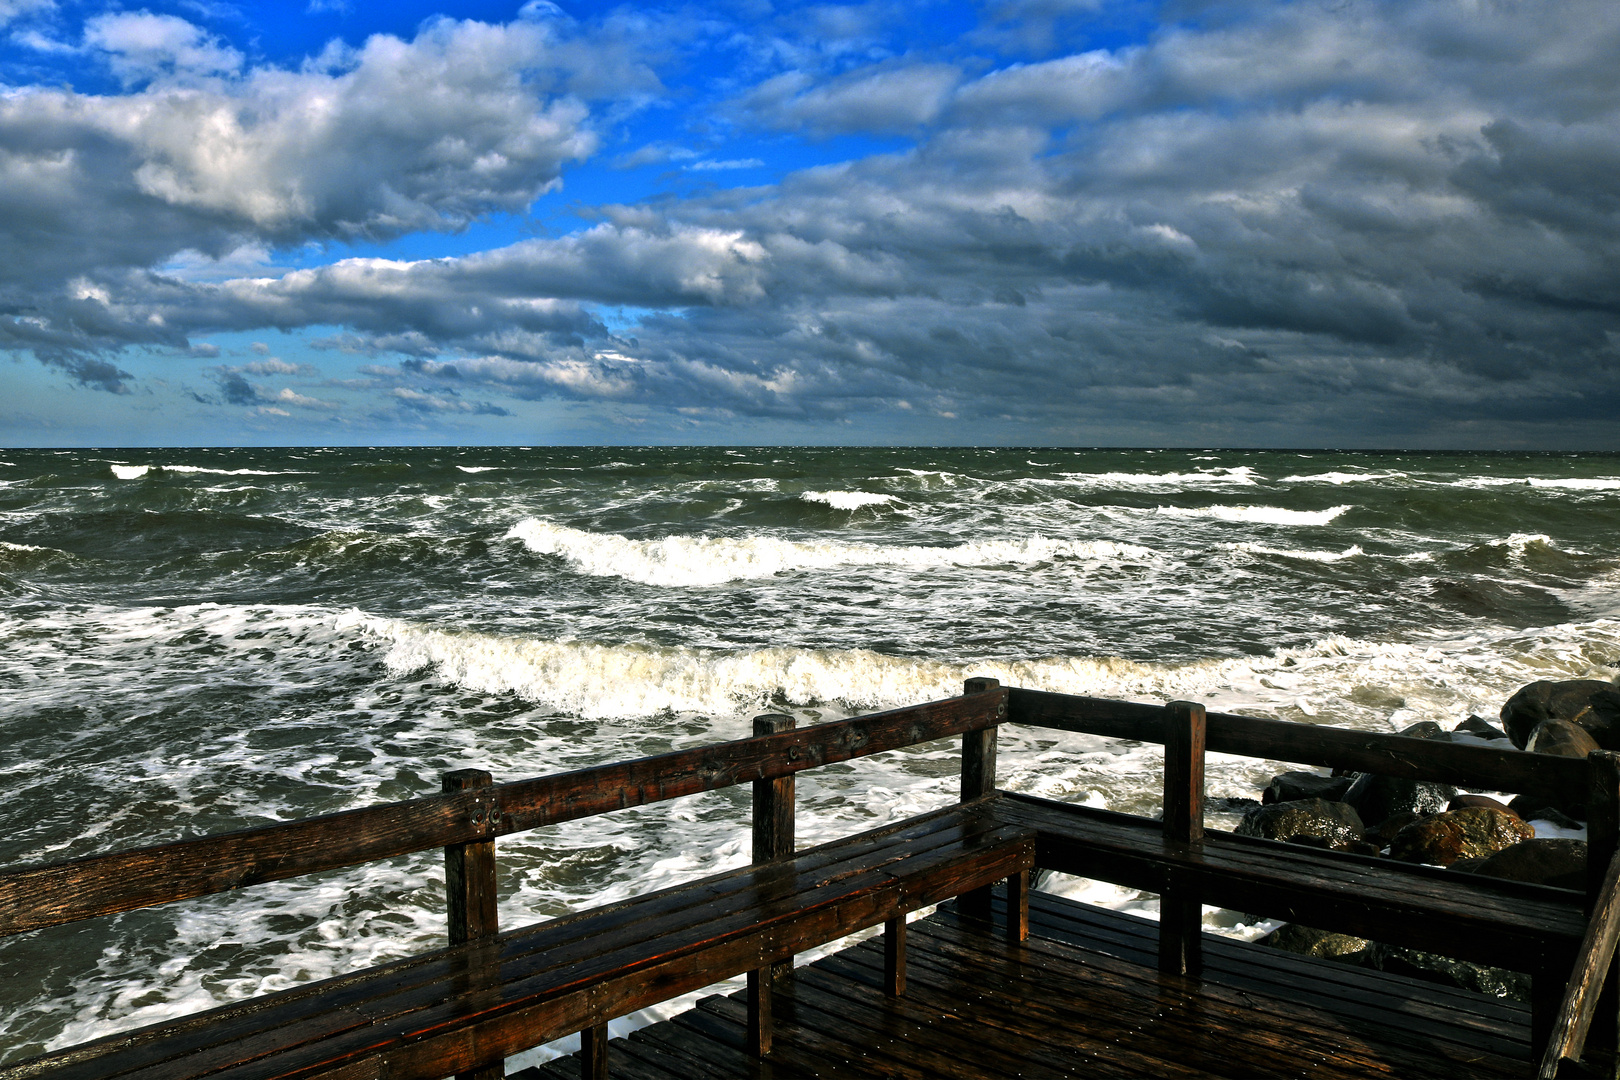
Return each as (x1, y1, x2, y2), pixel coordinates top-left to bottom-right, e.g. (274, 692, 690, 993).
(1245, 678, 1620, 1002)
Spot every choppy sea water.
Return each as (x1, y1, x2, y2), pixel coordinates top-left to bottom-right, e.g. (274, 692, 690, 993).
(2, 446, 1619, 1064)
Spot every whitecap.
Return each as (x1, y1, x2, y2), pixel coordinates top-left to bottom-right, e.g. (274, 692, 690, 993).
(110, 464, 150, 480)
(1057, 467, 1258, 488)
(1226, 543, 1365, 563)
(799, 490, 898, 511)
(1278, 471, 1406, 485)
(457, 466, 500, 474)
(1152, 504, 1351, 526)
(502, 519, 1155, 587)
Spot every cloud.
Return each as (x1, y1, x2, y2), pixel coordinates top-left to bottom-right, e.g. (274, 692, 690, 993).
(4, 0, 1620, 445)
(84, 12, 245, 84)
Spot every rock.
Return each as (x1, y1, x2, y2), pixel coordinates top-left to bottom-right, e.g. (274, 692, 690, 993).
(1365, 810, 1424, 847)
(1258, 923, 1369, 960)
(1262, 771, 1354, 805)
(1526, 718, 1601, 757)
(1343, 773, 1457, 829)
(1454, 715, 1511, 741)
(1453, 838, 1587, 890)
(1355, 943, 1530, 1001)
(1447, 795, 1519, 819)
(1509, 794, 1584, 827)
(1387, 807, 1535, 866)
(1208, 796, 1262, 813)
(1236, 799, 1366, 850)
(1501, 679, 1620, 750)
(1397, 720, 1447, 740)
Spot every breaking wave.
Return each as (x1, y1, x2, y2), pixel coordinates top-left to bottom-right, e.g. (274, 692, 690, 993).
(502, 519, 1155, 587)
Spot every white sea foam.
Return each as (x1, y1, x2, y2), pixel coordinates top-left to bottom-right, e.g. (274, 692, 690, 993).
(340, 610, 1620, 729)
(502, 519, 1154, 587)
(1454, 476, 1620, 491)
(799, 490, 898, 510)
(1278, 471, 1406, 485)
(457, 466, 499, 474)
(1152, 504, 1351, 526)
(1226, 543, 1365, 563)
(1058, 467, 1257, 488)
(109, 463, 290, 479)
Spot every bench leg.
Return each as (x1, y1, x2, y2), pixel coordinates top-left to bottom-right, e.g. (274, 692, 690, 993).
(884, 916, 907, 996)
(748, 966, 773, 1057)
(1158, 870, 1202, 978)
(581, 1023, 609, 1080)
(1006, 870, 1029, 943)
(456, 1064, 503, 1080)
(959, 884, 994, 924)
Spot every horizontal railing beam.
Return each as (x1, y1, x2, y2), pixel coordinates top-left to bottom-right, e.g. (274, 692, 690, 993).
(0, 690, 1007, 937)
(1006, 688, 1586, 796)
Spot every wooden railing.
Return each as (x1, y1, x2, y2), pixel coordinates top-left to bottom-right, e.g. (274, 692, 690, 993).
(1003, 687, 1620, 1077)
(7, 681, 1619, 1079)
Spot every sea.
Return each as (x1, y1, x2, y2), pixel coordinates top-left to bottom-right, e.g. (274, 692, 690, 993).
(2, 445, 1619, 1065)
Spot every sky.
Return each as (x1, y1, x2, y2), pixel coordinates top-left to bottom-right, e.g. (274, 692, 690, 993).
(0, 0, 1617, 448)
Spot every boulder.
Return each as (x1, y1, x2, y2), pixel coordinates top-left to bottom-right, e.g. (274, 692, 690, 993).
(1365, 809, 1425, 848)
(1236, 799, 1366, 851)
(1397, 720, 1448, 740)
(1526, 718, 1600, 758)
(1262, 771, 1354, 805)
(1447, 795, 1519, 819)
(1501, 679, 1620, 750)
(1258, 923, 1369, 960)
(1508, 794, 1584, 827)
(1355, 943, 1530, 1001)
(1452, 838, 1586, 890)
(1343, 773, 1457, 829)
(1453, 715, 1511, 741)
(1387, 807, 1534, 866)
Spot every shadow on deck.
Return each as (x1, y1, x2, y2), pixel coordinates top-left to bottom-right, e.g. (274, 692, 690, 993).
(523, 888, 1530, 1080)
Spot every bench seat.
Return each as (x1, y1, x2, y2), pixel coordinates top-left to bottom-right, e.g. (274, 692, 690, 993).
(8, 799, 1033, 1080)
(989, 791, 1585, 979)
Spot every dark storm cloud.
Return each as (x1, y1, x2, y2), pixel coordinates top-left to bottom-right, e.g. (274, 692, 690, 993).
(5, 0, 1620, 444)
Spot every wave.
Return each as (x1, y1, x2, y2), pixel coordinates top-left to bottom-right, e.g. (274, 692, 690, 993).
(339, 612, 1620, 724)
(1278, 471, 1406, 485)
(1152, 504, 1352, 526)
(109, 464, 294, 480)
(1226, 543, 1365, 563)
(457, 466, 500, 474)
(502, 519, 1155, 587)
(1058, 467, 1258, 488)
(799, 490, 899, 510)
(1454, 477, 1620, 491)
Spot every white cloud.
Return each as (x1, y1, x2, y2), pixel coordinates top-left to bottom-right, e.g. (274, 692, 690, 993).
(84, 12, 244, 83)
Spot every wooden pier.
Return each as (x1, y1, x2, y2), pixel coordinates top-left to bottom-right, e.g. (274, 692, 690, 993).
(3, 682, 1619, 1079)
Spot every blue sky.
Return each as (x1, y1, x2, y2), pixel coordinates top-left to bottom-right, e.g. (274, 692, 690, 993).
(0, 0, 1617, 447)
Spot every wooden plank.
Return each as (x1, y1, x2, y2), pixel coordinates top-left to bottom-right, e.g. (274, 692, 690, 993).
(883, 916, 905, 996)
(0, 691, 1007, 936)
(751, 713, 796, 998)
(1541, 848, 1620, 1078)
(580, 1024, 608, 1080)
(441, 769, 502, 1080)
(1006, 687, 1585, 796)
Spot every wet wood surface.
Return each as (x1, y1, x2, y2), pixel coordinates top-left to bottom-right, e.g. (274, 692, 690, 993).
(519, 889, 1528, 1080)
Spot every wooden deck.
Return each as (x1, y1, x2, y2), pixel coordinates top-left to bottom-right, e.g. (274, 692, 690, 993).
(521, 889, 1531, 1079)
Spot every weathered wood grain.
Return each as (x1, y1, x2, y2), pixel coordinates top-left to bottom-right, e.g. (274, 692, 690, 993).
(1006, 686, 1585, 795)
(0, 691, 1006, 936)
(1541, 847, 1620, 1078)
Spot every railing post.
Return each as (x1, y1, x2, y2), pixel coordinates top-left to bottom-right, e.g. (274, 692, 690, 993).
(442, 769, 502, 1080)
(1580, 751, 1620, 1063)
(749, 713, 796, 1057)
(960, 677, 1001, 925)
(581, 1023, 609, 1080)
(1159, 701, 1206, 977)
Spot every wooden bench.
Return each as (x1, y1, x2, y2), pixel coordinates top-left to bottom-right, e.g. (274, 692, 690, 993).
(13, 799, 1032, 1080)
(0, 686, 1024, 1080)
